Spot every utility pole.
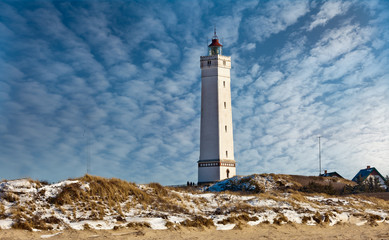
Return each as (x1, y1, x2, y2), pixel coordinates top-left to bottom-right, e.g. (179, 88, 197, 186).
(318, 136, 321, 176)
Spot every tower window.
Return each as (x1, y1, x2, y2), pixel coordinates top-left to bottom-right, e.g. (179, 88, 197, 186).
(223, 81, 225, 87)
(223, 60, 226, 66)
(226, 151, 228, 157)
(224, 102, 226, 109)
(207, 60, 211, 66)
(225, 125, 227, 132)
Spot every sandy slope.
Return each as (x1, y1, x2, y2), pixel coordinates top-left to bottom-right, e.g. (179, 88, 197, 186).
(1, 224, 389, 240)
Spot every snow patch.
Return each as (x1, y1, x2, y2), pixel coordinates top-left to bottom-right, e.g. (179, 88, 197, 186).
(0, 219, 13, 229)
(39, 180, 80, 199)
(0, 179, 37, 194)
(41, 232, 63, 238)
(215, 223, 235, 230)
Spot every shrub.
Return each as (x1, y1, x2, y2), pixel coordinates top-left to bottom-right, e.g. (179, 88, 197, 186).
(218, 218, 233, 225)
(43, 216, 62, 224)
(218, 214, 258, 224)
(301, 216, 311, 224)
(155, 201, 189, 214)
(148, 183, 169, 198)
(342, 177, 385, 194)
(289, 192, 308, 202)
(80, 175, 152, 204)
(83, 223, 91, 230)
(237, 213, 258, 222)
(300, 182, 337, 195)
(247, 179, 264, 193)
(116, 216, 126, 222)
(12, 220, 32, 231)
(165, 221, 180, 230)
(312, 212, 322, 224)
(230, 202, 258, 214)
(233, 222, 243, 230)
(3, 192, 19, 203)
(273, 213, 288, 225)
(47, 174, 153, 220)
(48, 183, 87, 205)
(181, 216, 214, 228)
(30, 215, 53, 230)
(12, 212, 53, 231)
(368, 214, 381, 225)
(126, 222, 151, 228)
(113, 225, 123, 230)
(0, 203, 5, 219)
(367, 214, 381, 226)
(11, 207, 26, 221)
(40, 180, 49, 185)
(323, 212, 331, 223)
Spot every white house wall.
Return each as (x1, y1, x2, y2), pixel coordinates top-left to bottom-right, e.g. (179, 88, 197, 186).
(366, 175, 387, 189)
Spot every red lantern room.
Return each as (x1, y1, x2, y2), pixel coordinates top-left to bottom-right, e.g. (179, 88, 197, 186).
(208, 28, 222, 56)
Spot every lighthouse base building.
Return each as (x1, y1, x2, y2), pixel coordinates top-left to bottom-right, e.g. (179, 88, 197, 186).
(198, 31, 236, 185)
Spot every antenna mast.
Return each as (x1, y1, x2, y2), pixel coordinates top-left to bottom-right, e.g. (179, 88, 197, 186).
(318, 136, 321, 175)
(84, 127, 91, 175)
(87, 130, 90, 174)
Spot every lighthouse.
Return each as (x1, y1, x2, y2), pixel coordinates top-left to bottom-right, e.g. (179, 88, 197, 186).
(198, 30, 236, 184)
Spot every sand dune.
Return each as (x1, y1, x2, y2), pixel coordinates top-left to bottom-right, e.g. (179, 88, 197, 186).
(1, 175, 388, 239)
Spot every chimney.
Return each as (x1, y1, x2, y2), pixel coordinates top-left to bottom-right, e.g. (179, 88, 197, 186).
(324, 170, 327, 174)
(367, 166, 370, 169)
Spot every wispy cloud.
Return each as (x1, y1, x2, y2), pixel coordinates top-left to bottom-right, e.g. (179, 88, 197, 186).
(246, 0, 310, 42)
(231, 1, 389, 179)
(308, 0, 351, 31)
(0, 0, 388, 184)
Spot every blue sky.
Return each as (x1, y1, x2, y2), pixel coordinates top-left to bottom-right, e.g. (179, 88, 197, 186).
(1, 0, 388, 185)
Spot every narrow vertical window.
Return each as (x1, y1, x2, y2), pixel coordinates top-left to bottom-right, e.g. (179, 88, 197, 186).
(223, 60, 226, 66)
(208, 60, 211, 66)
(224, 102, 226, 109)
(226, 151, 228, 158)
(225, 125, 227, 132)
(223, 81, 225, 87)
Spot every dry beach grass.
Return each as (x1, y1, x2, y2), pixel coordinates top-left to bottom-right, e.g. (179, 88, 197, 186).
(0, 174, 388, 239)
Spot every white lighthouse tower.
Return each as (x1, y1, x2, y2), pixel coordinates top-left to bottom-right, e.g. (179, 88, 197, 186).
(198, 30, 236, 184)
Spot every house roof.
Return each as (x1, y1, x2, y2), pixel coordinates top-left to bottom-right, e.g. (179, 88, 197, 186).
(320, 172, 343, 178)
(351, 167, 386, 182)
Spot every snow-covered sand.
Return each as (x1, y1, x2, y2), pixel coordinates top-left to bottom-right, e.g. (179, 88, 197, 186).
(0, 175, 388, 233)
